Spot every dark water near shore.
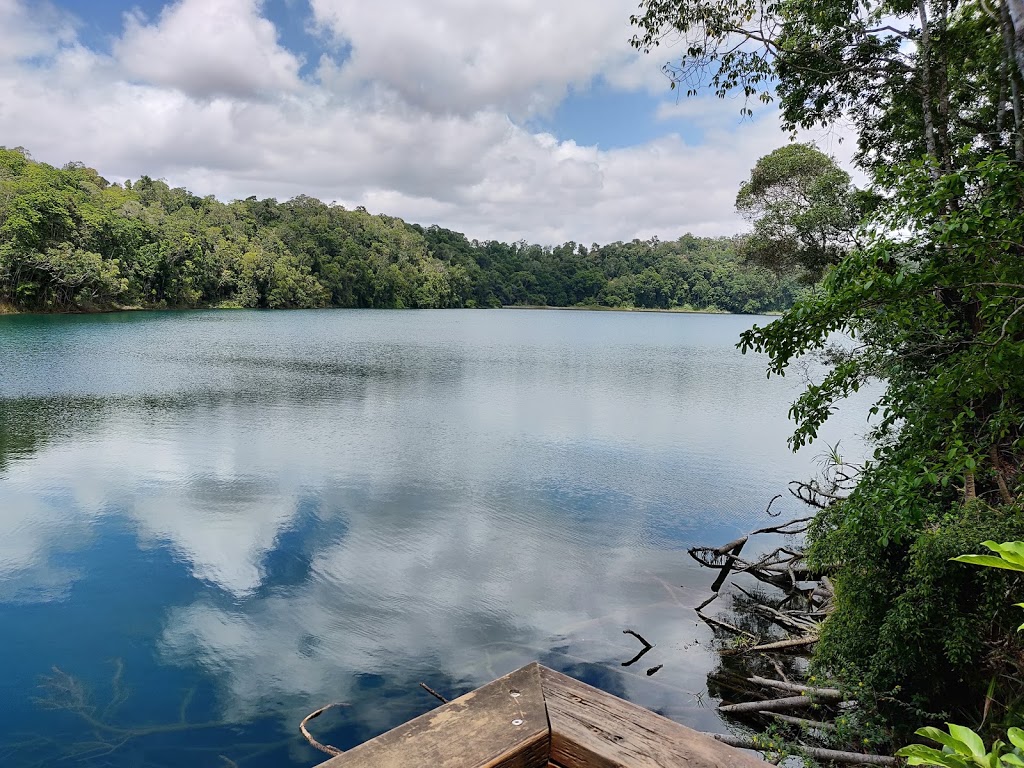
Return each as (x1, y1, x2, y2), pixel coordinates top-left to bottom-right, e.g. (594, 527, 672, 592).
(0, 309, 870, 767)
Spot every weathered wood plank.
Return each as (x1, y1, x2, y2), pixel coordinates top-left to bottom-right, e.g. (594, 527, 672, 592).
(317, 663, 549, 768)
(540, 666, 766, 768)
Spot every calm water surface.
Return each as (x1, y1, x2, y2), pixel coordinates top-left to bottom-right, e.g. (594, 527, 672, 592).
(0, 309, 869, 767)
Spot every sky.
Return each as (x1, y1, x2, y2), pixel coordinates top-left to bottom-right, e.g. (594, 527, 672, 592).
(0, 0, 854, 244)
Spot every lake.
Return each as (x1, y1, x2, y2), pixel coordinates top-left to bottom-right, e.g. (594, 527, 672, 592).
(0, 308, 870, 767)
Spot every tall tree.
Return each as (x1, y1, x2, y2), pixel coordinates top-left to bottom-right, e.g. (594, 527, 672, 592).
(735, 143, 862, 281)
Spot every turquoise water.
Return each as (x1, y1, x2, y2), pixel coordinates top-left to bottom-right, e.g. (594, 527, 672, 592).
(0, 309, 869, 767)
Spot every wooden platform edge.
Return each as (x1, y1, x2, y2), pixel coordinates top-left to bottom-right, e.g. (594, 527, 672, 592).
(316, 662, 549, 768)
(540, 666, 767, 768)
(314, 662, 767, 768)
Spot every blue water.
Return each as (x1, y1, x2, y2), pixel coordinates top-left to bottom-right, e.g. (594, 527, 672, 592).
(0, 309, 871, 767)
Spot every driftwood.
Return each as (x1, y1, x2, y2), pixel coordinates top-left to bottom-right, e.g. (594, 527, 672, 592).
(418, 682, 449, 704)
(299, 702, 346, 756)
(621, 629, 655, 667)
(748, 603, 820, 634)
(623, 629, 653, 649)
(696, 591, 720, 612)
(712, 733, 897, 766)
(762, 711, 838, 731)
(745, 635, 818, 653)
(719, 695, 827, 714)
(696, 609, 757, 639)
(688, 491, 904, 762)
(749, 675, 843, 700)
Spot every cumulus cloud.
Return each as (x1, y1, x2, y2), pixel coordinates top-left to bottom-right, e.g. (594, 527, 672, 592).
(114, 0, 303, 98)
(308, 0, 645, 117)
(0, 0, 77, 62)
(0, 0, 819, 243)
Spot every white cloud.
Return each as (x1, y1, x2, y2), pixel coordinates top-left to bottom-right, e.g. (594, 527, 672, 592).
(308, 0, 644, 117)
(0, 0, 76, 61)
(0, 0, 816, 243)
(114, 0, 303, 98)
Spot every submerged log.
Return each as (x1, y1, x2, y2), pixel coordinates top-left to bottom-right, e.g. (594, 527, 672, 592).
(762, 711, 838, 731)
(718, 696, 826, 714)
(712, 734, 897, 766)
(748, 676, 843, 700)
(745, 636, 818, 653)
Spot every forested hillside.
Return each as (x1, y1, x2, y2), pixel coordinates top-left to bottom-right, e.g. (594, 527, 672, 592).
(0, 147, 798, 314)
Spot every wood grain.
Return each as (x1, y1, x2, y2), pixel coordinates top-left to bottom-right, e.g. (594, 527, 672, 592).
(540, 666, 766, 768)
(317, 663, 549, 768)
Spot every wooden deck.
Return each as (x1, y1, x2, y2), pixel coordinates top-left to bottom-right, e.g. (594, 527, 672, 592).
(315, 662, 766, 767)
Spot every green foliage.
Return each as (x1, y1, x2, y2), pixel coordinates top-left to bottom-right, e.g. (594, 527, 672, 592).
(953, 542, 1024, 574)
(896, 547, 1024, 767)
(735, 143, 863, 281)
(0, 147, 799, 315)
(897, 724, 1024, 767)
(630, 1, 1021, 176)
(734, 157, 1024, 696)
(633, 0, 1024, 750)
(810, 504, 1024, 731)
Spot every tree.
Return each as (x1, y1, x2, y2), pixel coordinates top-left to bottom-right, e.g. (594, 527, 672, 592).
(634, 0, 1024, 742)
(735, 144, 862, 281)
(630, 0, 1024, 171)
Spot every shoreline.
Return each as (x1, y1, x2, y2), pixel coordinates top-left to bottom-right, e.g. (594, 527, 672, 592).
(0, 303, 783, 318)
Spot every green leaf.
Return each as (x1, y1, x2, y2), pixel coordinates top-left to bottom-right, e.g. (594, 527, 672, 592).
(989, 542, 1024, 564)
(948, 724, 987, 759)
(1007, 729, 1024, 752)
(951, 555, 1024, 572)
(917, 727, 969, 753)
(896, 744, 971, 767)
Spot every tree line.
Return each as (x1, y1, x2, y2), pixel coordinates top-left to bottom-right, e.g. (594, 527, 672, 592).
(0, 147, 799, 315)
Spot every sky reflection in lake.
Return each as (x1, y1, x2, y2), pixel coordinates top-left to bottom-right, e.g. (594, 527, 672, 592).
(0, 309, 874, 767)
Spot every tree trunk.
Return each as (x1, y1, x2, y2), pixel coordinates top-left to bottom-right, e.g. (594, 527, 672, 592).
(992, 446, 1015, 505)
(918, 1, 941, 178)
(965, 471, 977, 502)
(1007, 0, 1024, 84)
(935, 0, 954, 171)
(1002, 2, 1024, 160)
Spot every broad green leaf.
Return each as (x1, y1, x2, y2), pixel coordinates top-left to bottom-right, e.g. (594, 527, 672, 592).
(1006, 728, 1024, 752)
(917, 727, 969, 753)
(952, 555, 1024, 573)
(987, 542, 1024, 567)
(1001, 754, 1024, 767)
(948, 724, 987, 759)
(896, 744, 971, 767)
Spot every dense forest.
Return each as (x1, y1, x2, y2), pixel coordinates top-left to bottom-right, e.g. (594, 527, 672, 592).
(0, 147, 798, 315)
(632, 0, 1024, 761)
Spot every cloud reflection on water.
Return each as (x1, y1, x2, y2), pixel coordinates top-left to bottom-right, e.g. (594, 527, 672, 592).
(0, 309, 876, 764)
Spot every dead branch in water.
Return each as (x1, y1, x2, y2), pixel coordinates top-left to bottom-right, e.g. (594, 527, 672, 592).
(299, 703, 347, 757)
(763, 711, 838, 731)
(623, 629, 654, 649)
(418, 682, 449, 705)
(696, 609, 757, 639)
(621, 629, 656, 666)
(718, 695, 827, 714)
(749, 675, 843, 700)
(712, 733, 897, 765)
(745, 635, 819, 653)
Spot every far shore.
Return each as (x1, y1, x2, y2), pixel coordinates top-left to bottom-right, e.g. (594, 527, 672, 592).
(503, 304, 777, 316)
(0, 303, 782, 318)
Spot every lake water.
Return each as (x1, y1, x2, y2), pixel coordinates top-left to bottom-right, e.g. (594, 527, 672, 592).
(0, 309, 870, 767)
